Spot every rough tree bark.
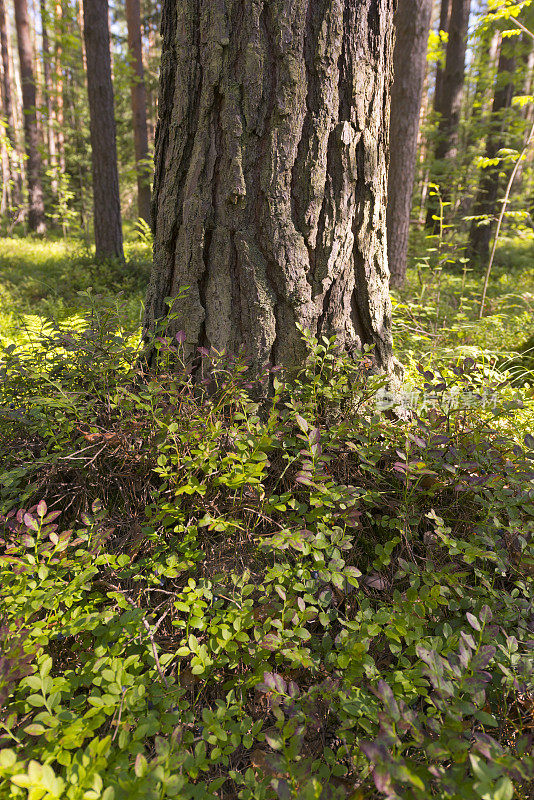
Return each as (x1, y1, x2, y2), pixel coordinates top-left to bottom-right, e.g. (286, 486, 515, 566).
(468, 36, 516, 263)
(83, 0, 123, 260)
(145, 0, 397, 376)
(14, 0, 46, 233)
(426, 0, 470, 229)
(0, 0, 22, 209)
(126, 0, 151, 225)
(387, 0, 432, 287)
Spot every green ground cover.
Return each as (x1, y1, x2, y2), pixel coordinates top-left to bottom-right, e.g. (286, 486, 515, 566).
(0, 235, 533, 800)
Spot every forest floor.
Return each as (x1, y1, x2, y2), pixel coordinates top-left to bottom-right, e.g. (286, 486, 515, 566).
(1, 232, 533, 372)
(1, 233, 534, 799)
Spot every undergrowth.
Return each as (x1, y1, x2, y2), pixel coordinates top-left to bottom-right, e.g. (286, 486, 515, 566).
(0, 286, 533, 798)
(0, 236, 534, 798)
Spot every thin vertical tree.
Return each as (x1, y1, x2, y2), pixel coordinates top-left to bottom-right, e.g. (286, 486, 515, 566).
(426, 0, 471, 229)
(40, 0, 57, 196)
(125, 0, 151, 225)
(434, 0, 452, 116)
(55, 1, 66, 176)
(0, 0, 22, 209)
(387, 0, 433, 287)
(14, 0, 46, 232)
(468, 34, 517, 262)
(83, 0, 123, 260)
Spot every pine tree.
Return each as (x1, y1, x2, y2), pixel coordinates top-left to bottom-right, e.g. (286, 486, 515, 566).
(125, 0, 151, 225)
(387, 0, 432, 287)
(426, 0, 471, 230)
(145, 0, 397, 376)
(83, 0, 123, 259)
(14, 0, 46, 233)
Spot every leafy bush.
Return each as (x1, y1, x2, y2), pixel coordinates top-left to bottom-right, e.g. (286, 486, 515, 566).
(0, 312, 533, 799)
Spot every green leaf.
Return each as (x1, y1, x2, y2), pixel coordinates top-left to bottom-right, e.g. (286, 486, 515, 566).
(295, 414, 308, 433)
(134, 753, 148, 778)
(483, 777, 514, 800)
(265, 729, 283, 750)
(23, 724, 47, 736)
(475, 710, 498, 727)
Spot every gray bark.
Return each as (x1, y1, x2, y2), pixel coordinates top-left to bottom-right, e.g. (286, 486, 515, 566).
(426, 0, 470, 229)
(145, 0, 396, 377)
(0, 0, 22, 209)
(387, 0, 432, 287)
(83, 0, 124, 260)
(14, 0, 46, 233)
(126, 0, 151, 225)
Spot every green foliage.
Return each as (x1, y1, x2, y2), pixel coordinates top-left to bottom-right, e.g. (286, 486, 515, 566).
(1, 248, 534, 797)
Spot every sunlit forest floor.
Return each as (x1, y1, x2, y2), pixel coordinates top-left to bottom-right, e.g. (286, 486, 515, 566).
(1, 234, 534, 798)
(1, 231, 534, 377)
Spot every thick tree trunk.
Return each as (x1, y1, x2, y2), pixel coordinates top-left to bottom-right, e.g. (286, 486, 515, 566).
(14, 0, 46, 233)
(0, 0, 22, 209)
(83, 0, 123, 260)
(387, 0, 432, 288)
(468, 37, 516, 263)
(425, 0, 470, 230)
(126, 0, 151, 225)
(145, 0, 396, 376)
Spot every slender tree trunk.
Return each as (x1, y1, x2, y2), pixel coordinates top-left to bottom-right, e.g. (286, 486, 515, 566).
(143, 11, 155, 143)
(14, 0, 46, 233)
(433, 0, 452, 116)
(125, 0, 151, 224)
(40, 0, 57, 196)
(55, 1, 65, 175)
(0, 0, 22, 208)
(83, 0, 123, 260)
(77, 0, 86, 71)
(387, 0, 432, 287)
(145, 0, 397, 377)
(468, 37, 516, 263)
(425, 0, 470, 229)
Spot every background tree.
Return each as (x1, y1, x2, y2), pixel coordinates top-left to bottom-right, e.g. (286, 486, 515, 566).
(468, 33, 517, 262)
(387, 0, 432, 287)
(0, 0, 22, 211)
(40, 0, 58, 198)
(145, 0, 397, 376)
(83, 0, 123, 260)
(125, 0, 151, 225)
(434, 0, 452, 116)
(426, 0, 471, 230)
(14, 0, 46, 233)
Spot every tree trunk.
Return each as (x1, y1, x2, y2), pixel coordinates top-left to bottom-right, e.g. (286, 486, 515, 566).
(145, 0, 397, 377)
(468, 36, 516, 263)
(433, 0, 451, 117)
(54, 2, 65, 172)
(14, 0, 46, 233)
(425, 0, 470, 229)
(125, 0, 151, 225)
(40, 0, 57, 197)
(77, 0, 86, 71)
(0, 0, 22, 209)
(83, 0, 123, 260)
(387, 0, 432, 288)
